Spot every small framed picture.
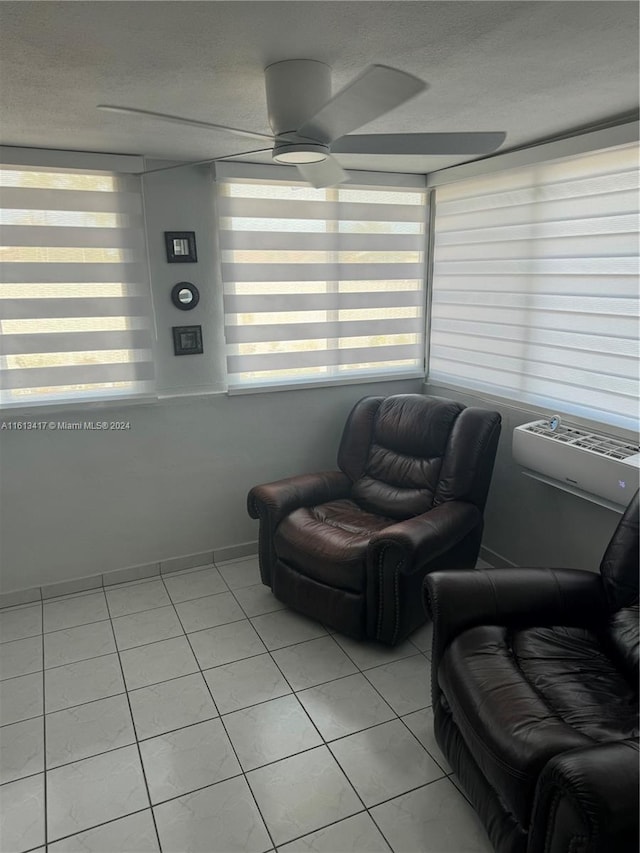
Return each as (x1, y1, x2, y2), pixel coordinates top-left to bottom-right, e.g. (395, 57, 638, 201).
(172, 325, 203, 356)
(165, 231, 197, 263)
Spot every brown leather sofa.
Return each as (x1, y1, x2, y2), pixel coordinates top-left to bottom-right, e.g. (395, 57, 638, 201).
(248, 393, 501, 645)
(425, 490, 639, 853)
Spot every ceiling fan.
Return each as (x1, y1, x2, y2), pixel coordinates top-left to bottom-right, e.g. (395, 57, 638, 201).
(98, 59, 506, 187)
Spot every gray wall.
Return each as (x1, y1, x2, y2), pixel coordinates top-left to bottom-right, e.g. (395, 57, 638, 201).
(0, 379, 421, 593)
(426, 382, 624, 571)
(0, 161, 421, 593)
(142, 161, 228, 397)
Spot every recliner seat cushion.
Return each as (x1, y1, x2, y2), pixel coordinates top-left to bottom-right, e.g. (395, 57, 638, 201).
(274, 499, 395, 594)
(439, 625, 596, 827)
(514, 625, 639, 742)
(605, 603, 640, 679)
(439, 623, 638, 829)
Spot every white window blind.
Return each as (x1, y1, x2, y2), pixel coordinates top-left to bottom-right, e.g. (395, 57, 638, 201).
(216, 173, 428, 390)
(429, 142, 640, 432)
(0, 166, 155, 407)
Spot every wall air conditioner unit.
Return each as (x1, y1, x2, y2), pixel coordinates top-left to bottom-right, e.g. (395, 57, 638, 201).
(513, 419, 640, 512)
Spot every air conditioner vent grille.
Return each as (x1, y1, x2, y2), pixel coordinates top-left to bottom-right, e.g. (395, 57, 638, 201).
(522, 422, 639, 460)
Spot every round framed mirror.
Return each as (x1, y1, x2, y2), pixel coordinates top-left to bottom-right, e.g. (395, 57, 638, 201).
(171, 281, 200, 311)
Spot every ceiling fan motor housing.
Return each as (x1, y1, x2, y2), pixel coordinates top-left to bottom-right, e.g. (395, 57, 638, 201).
(265, 59, 332, 138)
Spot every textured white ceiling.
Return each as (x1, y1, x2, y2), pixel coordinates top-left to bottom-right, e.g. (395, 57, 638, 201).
(1, 1, 638, 174)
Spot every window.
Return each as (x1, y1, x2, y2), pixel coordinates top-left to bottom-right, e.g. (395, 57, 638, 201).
(216, 170, 428, 391)
(0, 166, 155, 407)
(428, 142, 639, 431)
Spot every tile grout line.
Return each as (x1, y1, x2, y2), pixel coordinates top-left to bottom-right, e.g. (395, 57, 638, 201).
(6, 565, 444, 852)
(6, 636, 427, 690)
(366, 775, 466, 847)
(17, 688, 128, 722)
(250, 628, 379, 842)
(156, 571, 280, 853)
(274, 808, 372, 850)
(1, 650, 438, 791)
(300, 632, 404, 851)
(0, 555, 257, 614)
(41, 806, 153, 851)
(0, 696, 440, 788)
(344, 647, 433, 732)
(329, 637, 451, 774)
(102, 593, 164, 853)
(395, 708, 452, 778)
(3, 620, 438, 755)
(225, 595, 376, 775)
(0, 642, 426, 689)
(4, 575, 332, 642)
(42, 769, 463, 852)
(321, 630, 446, 851)
(331, 635, 423, 694)
(36, 570, 226, 627)
(40, 595, 48, 851)
(7, 598, 436, 749)
(244, 627, 438, 852)
(264, 626, 447, 847)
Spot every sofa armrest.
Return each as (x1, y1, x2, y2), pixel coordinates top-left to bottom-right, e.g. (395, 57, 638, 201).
(248, 470, 352, 525)
(424, 568, 607, 700)
(529, 740, 639, 853)
(369, 501, 482, 575)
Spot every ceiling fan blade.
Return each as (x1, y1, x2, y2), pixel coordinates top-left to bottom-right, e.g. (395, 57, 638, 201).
(296, 155, 348, 188)
(97, 105, 273, 143)
(139, 147, 273, 176)
(331, 132, 507, 156)
(297, 65, 426, 145)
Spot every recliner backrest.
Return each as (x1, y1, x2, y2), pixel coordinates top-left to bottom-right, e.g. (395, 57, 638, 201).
(433, 406, 503, 511)
(600, 490, 639, 679)
(600, 490, 639, 611)
(338, 394, 470, 520)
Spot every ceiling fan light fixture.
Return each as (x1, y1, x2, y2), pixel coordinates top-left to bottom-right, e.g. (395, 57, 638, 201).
(272, 142, 329, 164)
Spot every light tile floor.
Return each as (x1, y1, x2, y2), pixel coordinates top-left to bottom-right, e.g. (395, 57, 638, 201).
(0, 556, 493, 853)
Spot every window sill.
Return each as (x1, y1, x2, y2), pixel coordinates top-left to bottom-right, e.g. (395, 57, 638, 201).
(227, 370, 425, 396)
(0, 393, 159, 420)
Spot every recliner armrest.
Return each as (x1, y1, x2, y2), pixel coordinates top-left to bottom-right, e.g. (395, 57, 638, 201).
(369, 501, 482, 574)
(425, 567, 607, 637)
(247, 470, 351, 526)
(529, 740, 639, 853)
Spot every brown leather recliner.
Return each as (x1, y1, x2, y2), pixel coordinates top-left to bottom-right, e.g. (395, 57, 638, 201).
(425, 490, 640, 853)
(248, 393, 501, 645)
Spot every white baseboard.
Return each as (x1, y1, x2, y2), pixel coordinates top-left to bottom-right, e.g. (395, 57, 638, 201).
(0, 541, 259, 608)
